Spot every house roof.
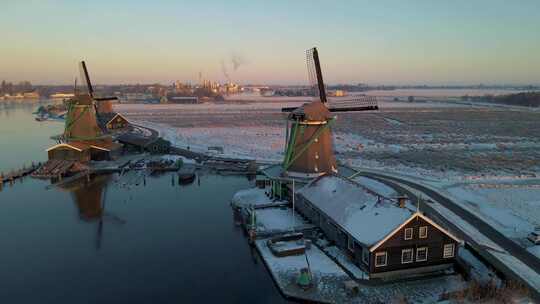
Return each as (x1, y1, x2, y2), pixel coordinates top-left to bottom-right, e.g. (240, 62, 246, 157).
(290, 101, 332, 121)
(46, 142, 90, 152)
(46, 140, 122, 153)
(369, 212, 463, 252)
(117, 133, 156, 148)
(296, 174, 416, 247)
(105, 113, 129, 125)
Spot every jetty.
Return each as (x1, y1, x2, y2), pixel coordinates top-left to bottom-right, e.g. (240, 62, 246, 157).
(1, 163, 40, 185)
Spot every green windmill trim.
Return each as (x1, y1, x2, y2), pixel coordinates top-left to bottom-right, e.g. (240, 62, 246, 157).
(283, 118, 335, 171)
(65, 104, 90, 131)
(63, 101, 104, 142)
(283, 119, 299, 169)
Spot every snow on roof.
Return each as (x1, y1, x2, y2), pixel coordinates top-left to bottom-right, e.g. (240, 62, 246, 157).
(353, 176, 398, 198)
(297, 175, 415, 246)
(231, 188, 274, 208)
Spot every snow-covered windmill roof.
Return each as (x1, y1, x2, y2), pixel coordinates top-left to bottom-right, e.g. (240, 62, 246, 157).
(296, 175, 415, 246)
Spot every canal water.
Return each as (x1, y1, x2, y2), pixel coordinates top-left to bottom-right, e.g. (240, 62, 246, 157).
(0, 101, 288, 303)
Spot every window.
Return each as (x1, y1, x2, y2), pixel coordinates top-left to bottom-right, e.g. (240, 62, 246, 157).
(362, 248, 369, 265)
(416, 247, 428, 262)
(404, 228, 413, 240)
(347, 235, 354, 251)
(419, 226, 428, 239)
(443, 243, 455, 258)
(401, 249, 413, 264)
(375, 251, 387, 267)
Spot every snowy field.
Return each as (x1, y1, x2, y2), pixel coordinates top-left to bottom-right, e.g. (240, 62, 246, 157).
(116, 100, 540, 248)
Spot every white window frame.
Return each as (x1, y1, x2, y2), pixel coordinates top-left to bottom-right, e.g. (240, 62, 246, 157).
(416, 247, 428, 262)
(362, 248, 369, 265)
(347, 235, 354, 251)
(375, 251, 387, 267)
(404, 227, 413, 240)
(443, 243, 455, 258)
(401, 248, 414, 264)
(419, 226, 428, 239)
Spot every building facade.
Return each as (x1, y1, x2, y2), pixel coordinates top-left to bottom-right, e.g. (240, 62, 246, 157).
(295, 175, 461, 279)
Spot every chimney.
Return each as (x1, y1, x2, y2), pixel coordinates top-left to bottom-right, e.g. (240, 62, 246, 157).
(398, 196, 407, 208)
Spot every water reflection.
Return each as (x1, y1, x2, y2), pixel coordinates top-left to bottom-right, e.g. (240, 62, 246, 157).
(59, 174, 125, 250)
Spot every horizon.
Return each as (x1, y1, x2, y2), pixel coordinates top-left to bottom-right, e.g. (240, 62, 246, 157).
(2, 1, 540, 85)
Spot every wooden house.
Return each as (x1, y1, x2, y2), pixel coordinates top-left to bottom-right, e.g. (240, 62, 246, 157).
(97, 112, 130, 132)
(295, 174, 462, 280)
(117, 134, 171, 154)
(47, 140, 122, 162)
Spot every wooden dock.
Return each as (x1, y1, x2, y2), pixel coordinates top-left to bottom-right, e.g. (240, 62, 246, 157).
(31, 160, 89, 179)
(1, 164, 39, 185)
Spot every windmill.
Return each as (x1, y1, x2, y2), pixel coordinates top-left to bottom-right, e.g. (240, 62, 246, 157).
(62, 61, 117, 142)
(79, 61, 118, 114)
(281, 48, 379, 178)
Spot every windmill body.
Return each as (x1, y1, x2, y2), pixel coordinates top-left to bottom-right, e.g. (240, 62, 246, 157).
(283, 101, 337, 177)
(64, 93, 104, 141)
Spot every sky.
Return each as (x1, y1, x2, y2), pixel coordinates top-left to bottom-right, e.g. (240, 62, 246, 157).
(1, 0, 540, 85)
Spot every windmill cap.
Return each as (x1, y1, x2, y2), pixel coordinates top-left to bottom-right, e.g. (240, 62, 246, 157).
(290, 100, 332, 121)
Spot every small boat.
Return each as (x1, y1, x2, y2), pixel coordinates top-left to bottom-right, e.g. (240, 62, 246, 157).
(178, 167, 196, 184)
(35, 114, 48, 121)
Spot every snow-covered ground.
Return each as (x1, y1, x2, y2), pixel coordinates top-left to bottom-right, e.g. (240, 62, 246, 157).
(528, 246, 540, 259)
(394, 181, 540, 297)
(116, 101, 540, 261)
(442, 181, 540, 241)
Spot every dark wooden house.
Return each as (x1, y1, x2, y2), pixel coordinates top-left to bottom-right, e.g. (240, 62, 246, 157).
(117, 134, 171, 154)
(295, 174, 462, 280)
(97, 112, 130, 132)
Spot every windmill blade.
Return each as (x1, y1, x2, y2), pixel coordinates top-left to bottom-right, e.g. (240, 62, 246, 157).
(94, 97, 119, 101)
(282, 47, 380, 113)
(306, 47, 327, 103)
(282, 96, 379, 113)
(78, 61, 94, 97)
(326, 96, 379, 112)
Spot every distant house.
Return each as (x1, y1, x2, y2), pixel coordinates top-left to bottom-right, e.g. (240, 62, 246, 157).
(162, 95, 199, 104)
(117, 134, 171, 154)
(97, 112, 130, 132)
(295, 175, 462, 280)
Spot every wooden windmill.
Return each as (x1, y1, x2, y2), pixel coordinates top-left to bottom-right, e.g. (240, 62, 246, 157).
(282, 48, 378, 178)
(63, 61, 116, 142)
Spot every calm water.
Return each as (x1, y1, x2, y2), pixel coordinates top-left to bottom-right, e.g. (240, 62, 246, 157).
(0, 101, 287, 304)
(0, 100, 64, 172)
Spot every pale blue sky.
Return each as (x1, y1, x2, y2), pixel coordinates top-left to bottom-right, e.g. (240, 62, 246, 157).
(1, 0, 540, 85)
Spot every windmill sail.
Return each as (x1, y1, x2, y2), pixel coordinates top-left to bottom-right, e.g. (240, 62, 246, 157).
(283, 47, 379, 112)
(306, 48, 327, 103)
(79, 61, 94, 97)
